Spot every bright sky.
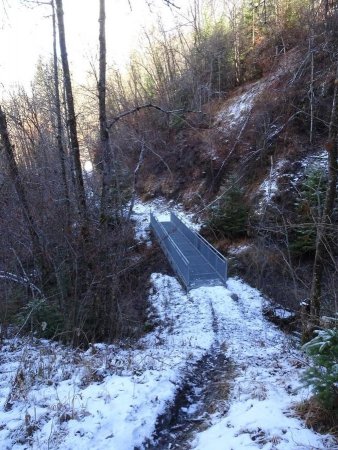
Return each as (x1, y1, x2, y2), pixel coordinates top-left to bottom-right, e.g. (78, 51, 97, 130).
(0, 0, 192, 93)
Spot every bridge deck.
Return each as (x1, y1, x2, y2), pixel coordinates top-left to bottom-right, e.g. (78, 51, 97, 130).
(161, 221, 223, 288)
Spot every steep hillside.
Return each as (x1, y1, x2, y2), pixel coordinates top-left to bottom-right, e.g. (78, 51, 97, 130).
(0, 2, 337, 447)
(136, 41, 338, 320)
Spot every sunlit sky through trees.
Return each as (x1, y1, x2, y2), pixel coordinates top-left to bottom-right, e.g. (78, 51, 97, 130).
(0, 0, 195, 95)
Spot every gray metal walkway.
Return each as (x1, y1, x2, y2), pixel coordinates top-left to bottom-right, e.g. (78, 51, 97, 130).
(150, 212, 227, 290)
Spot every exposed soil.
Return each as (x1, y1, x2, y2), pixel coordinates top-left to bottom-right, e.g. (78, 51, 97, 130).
(142, 300, 234, 450)
(143, 343, 234, 450)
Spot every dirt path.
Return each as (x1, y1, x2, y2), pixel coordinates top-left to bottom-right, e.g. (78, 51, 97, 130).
(145, 279, 334, 450)
(144, 297, 234, 449)
(144, 342, 233, 450)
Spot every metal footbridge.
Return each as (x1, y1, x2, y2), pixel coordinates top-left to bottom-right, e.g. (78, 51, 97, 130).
(150, 212, 227, 290)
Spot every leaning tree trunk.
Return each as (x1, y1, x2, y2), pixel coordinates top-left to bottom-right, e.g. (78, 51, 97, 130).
(0, 106, 44, 274)
(55, 0, 88, 230)
(304, 63, 338, 341)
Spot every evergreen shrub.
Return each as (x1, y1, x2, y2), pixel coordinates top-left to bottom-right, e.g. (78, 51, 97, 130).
(290, 169, 327, 256)
(17, 298, 64, 339)
(302, 327, 338, 413)
(208, 184, 249, 239)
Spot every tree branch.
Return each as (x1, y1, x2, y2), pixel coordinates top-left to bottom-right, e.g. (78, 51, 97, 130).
(0, 271, 42, 296)
(162, 0, 180, 9)
(107, 103, 202, 129)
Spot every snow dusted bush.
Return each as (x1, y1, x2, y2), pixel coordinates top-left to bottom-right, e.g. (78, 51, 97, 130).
(302, 327, 338, 412)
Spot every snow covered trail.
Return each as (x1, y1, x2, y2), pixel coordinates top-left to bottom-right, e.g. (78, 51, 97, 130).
(0, 274, 214, 450)
(146, 278, 335, 450)
(0, 274, 335, 449)
(131, 197, 201, 243)
(189, 281, 335, 450)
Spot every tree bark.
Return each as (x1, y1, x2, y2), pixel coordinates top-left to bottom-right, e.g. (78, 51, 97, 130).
(127, 142, 145, 221)
(52, 0, 70, 223)
(55, 0, 88, 229)
(98, 0, 111, 223)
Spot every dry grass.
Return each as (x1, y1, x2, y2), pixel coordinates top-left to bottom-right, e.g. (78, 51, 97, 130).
(295, 398, 338, 439)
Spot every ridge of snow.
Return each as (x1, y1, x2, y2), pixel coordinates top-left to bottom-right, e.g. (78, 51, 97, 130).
(216, 49, 302, 136)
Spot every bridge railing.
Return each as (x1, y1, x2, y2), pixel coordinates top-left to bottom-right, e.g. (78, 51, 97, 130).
(150, 213, 190, 288)
(171, 212, 227, 282)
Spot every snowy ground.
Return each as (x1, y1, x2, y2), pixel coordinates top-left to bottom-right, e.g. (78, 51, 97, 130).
(258, 160, 286, 205)
(0, 202, 336, 449)
(190, 280, 335, 450)
(132, 197, 201, 243)
(216, 82, 264, 133)
(0, 275, 336, 449)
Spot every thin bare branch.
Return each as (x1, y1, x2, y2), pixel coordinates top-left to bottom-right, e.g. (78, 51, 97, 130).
(0, 271, 42, 296)
(107, 103, 202, 129)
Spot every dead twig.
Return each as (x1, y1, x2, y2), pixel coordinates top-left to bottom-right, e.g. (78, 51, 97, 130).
(107, 103, 202, 130)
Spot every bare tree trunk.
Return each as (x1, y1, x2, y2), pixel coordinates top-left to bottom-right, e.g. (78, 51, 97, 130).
(230, 5, 241, 85)
(304, 62, 338, 340)
(55, 0, 88, 229)
(52, 0, 70, 223)
(309, 42, 314, 144)
(0, 106, 44, 271)
(127, 142, 145, 221)
(98, 0, 111, 223)
(252, 5, 255, 45)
